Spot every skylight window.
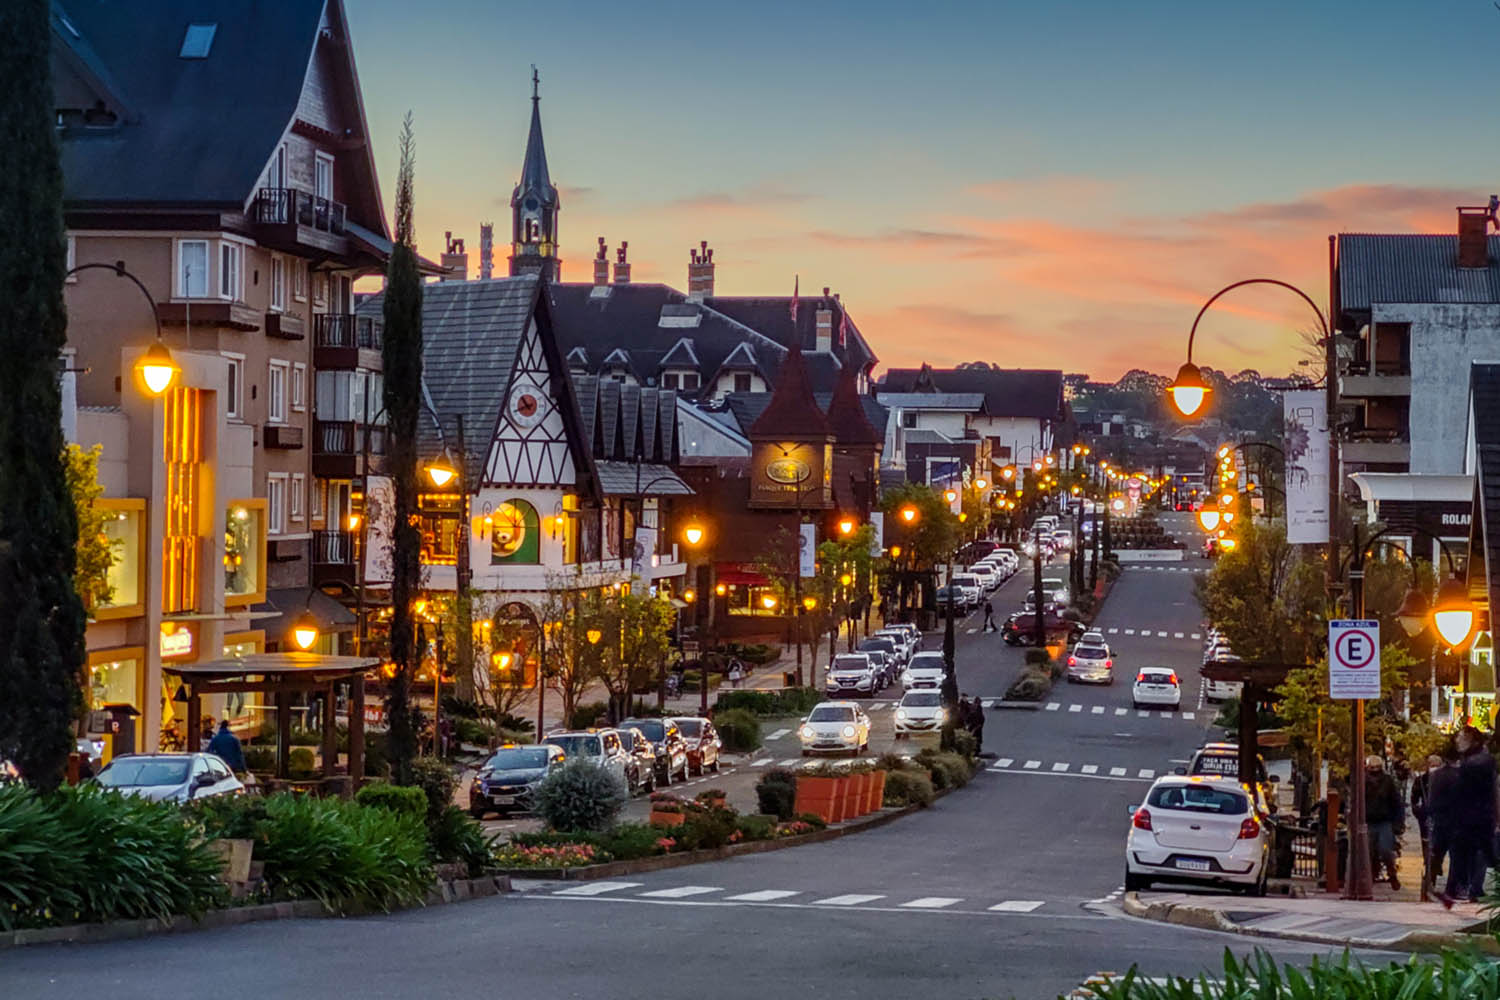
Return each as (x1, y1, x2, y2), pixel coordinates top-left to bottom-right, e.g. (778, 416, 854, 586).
(179, 23, 217, 59)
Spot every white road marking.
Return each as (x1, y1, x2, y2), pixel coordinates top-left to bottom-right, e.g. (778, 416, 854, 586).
(1158, 712, 1174, 719)
(1045, 703, 1061, 712)
(1124, 629, 1135, 635)
(997, 757, 1014, 767)
(1081, 764, 1098, 774)
(1114, 708, 1127, 716)
(902, 897, 962, 909)
(1068, 704, 1083, 713)
(1136, 711, 1149, 718)
(1138, 768, 1155, 779)
(812, 894, 885, 906)
(1052, 762, 1070, 772)
(1190, 632, 1202, 640)
(1110, 767, 1127, 777)
(989, 900, 1045, 913)
(1106, 627, 1118, 634)
(554, 882, 642, 896)
(987, 768, 1152, 784)
(777, 758, 801, 767)
(1181, 712, 1195, 721)
(766, 728, 790, 741)
(750, 757, 774, 767)
(1091, 706, 1105, 714)
(725, 890, 800, 902)
(1023, 760, 1042, 769)
(639, 886, 722, 898)
(1174, 632, 1185, 639)
(966, 628, 979, 635)
(1157, 631, 1168, 638)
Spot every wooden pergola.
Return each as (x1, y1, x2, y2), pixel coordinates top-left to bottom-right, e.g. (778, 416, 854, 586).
(164, 653, 379, 793)
(1201, 659, 1295, 786)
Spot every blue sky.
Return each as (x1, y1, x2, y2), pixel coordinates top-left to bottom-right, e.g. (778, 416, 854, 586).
(344, 0, 1500, 378)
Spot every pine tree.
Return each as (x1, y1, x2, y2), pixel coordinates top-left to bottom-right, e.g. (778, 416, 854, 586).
(0, 0, 88, 791)
(382, 113, 422, 784)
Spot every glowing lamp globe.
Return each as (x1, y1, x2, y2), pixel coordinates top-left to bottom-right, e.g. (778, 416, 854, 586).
(1167, 362, 1210, 417)
(136, 342, 179, 395)
(1432, 578, 1477, 648)
(291, 612, 319, 651)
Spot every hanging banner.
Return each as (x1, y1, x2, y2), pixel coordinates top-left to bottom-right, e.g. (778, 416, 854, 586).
(363, 475, 395, 585)
(799, 523, 817, 578)
(868, 512, 885, 557)
(631, 526, 657, 577)
(1283, 391, 1330, 544)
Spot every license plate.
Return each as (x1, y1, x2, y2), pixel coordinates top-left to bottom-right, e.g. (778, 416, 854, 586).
(491, 794, 515, 805)
(1175, 858, 1210, 872)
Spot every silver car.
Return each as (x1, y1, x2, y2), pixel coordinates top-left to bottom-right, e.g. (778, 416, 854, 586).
(94, 752, 244, 803)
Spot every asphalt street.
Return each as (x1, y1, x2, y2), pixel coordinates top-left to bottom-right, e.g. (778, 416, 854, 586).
(0, 530, 1396, 999)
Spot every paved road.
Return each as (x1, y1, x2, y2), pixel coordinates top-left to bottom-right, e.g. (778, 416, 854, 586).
(6, 549, 1388, 998)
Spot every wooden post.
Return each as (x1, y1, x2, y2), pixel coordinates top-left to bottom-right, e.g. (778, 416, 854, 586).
(185, 683, 202, 753)
(275, 685, 291, 779)
(321, 682, 337, 780)
(349, 673, 365, 790)
(1238, 681, 1259, 794)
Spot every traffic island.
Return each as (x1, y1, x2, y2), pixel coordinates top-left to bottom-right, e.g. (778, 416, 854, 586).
(1121, 890, 1499, 955)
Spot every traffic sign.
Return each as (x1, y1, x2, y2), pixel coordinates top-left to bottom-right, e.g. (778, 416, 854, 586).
(1328, 619, 1380, 700)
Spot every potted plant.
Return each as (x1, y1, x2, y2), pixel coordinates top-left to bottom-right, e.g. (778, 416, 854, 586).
(793, 767, 842, 824)
(844, 768, 869, 820)
(866, 766, 887, 811)
(695, 788, 728, 810)
(649, 793, 686, 828)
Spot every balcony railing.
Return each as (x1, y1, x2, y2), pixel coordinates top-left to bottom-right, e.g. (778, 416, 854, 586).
(251, 187, 347, 235)
(1344, 360, 1411, 377)
(314, 314, 382, 350)
(314, 420, 386, 456)
(312, 530, 354, 565)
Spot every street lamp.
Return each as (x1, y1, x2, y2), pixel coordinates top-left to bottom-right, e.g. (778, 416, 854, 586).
(1197, 509, 1221, 532)
(135, 341, 179, 396)
(586, 628, 602, 646)
(291, 612, 319, 651)
(802, 595, 817, 612)
(761, 594, 778, 611)
(973, 478, 988, 490)
(1432, 579, 1477, 649)
(838, 516, 856, 536)
(900, 504, 918, 524)
(943, 489, 958, 504)
(425, 452, 458, 489)
(682, 522, 705, 547)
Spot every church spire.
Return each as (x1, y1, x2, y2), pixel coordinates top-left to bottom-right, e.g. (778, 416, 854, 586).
(510, 66, 561, 280)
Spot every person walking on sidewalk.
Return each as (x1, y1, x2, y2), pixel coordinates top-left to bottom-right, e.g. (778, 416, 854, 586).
(1364, 755, 1403, 890)
(1441, 726, 1497, 907)
(969, 696, 985, 753)
(982, 600, 996, 633)
(1411, 753, 1445, 884)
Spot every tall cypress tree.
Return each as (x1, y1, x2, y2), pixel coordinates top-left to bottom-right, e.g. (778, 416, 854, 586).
(382, 114, 422, 784)
(0, 0, 88, 791)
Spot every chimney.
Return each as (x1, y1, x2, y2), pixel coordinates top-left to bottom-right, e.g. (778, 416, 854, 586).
(478, 222, 494, 280)
(687, 240, 715, 300)
(1458, 206, 1491, 268)
(614, 241, 631, 285)
(815, 288, 833, 352)
(593, 237, 610, 286)
(440, 231, 468, 281)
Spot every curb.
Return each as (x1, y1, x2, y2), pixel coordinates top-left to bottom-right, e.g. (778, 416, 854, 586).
(989, 700, 1045, 711)
(0, 874, 513, 951)
(1120, 892, 1500, 955)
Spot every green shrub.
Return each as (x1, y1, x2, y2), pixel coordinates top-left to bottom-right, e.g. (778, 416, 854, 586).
(628, 699, 666, 717)
(1024, 648, 1051, 667)
(187, 793, 270, 841)
(952, 729, 978, 760)
(723, 642, 781, 665)
(755, 768, 799, 820)
(676, 808, 737, 850)
(875, 751, 918, 772)
(242, 746, 275, 772)
(735, 814, 775, 841)
(1003, 667, 1052, 701)
(916, 749, 972, 790)
(288, 747, 316, 776)
(882, 769, 935, 807)
(569, 701, 608, 729)
(355, 783, 428, 821)
(452, 717, 495, 747)
(595, 822, 664, 861)
(532, 758, 627, 833)
(713, 686, 822, 717)
(715, 708, 761, 752)
(428, 805, 497, 877)
(253, 794, 431, 913)
(408, 756, 458, 821)
(792, 812, 828, 829)
(363, 732, 391, 778)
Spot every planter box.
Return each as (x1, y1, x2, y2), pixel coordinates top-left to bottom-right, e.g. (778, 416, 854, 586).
(866, 770, 886, 812)
(794, 775, 842, 824)
(650, 811, 686, 827)
(846, 773, 869, 819)
(208, 838, 253, 884)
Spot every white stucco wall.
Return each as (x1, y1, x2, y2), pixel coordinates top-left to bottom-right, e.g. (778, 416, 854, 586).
(1382, 303, 1500, 474)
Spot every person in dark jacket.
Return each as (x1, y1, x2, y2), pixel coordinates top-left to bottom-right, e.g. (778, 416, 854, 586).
(1429, 745, 1463, 899)
(206, 720, 246, 773)
(969, 696, 985, 753)
(1411, 753, 1445, 881)
(1364, 755, 1402, 890)
(1441, 726, 1497, 907)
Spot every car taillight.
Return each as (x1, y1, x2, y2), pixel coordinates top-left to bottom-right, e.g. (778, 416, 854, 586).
(1105, 659, 1112, 668)
(1238, 817, 1260, 840)
(1132, 808, 1152, 831)
(1068, 656, 1076, 666)
(1136, 672, 1148, 683)
(1168, 673, 1179, 685)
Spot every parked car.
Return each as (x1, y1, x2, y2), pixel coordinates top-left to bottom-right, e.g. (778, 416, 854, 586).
(950, 573, 983, 606)
(1125, 774, 1270, 895)
(1066, 640, 1114, 684)
(894, 689, 946, 738)
(967, 564, 1002, 591)
(1132, 668, 1182, 710)
(542, 729, 640, 789)
(873, 627, 915, 662)
(859, 635, 904, 671)
(671, 717, 722, 775)
(799, 701, 872, 757)
(902, 651, 946, 690)
(617, 717, 689, 784)
(1002, 611, 1085, 646)
(93, 752, 243, 804)
(935, 585, 972, 612)
(617, 728, 660, 794)
(826, 653, 878, 698)
(1185, 742, 1274, 810)
(469, 743, 566, 817)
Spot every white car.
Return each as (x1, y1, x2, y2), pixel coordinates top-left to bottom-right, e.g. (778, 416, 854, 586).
(1080, 629, 1106, 646)
(894, 690, 947, 738)
(967, 564, 1002, 591)
(1126, 775, 1270, 895)
(93, 752, 244, 804)
(799, 701, 872, 757)
(1202, 646, 1243, 701)
(1132, 668, 1182, 709)
(950, 573, 983, 606)
(1066, 641, 1114, 684)
(1049, 529, 1073, 551)
(902, 651, 946, 691)
(825, 653, 878, 698)
(873, 628, 914, 662)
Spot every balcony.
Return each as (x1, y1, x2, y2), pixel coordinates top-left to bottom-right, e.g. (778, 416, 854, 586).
(264, 311, 306, 340)
(249, 187, 350, 258)
(313, 419, 386, 478)
(1341, 427, 1410, 465)
(313, 314, 383, 370)
(311, 529, 356, 589)
(1339, 360, 1411, 399)
(263, 424, 304, 450)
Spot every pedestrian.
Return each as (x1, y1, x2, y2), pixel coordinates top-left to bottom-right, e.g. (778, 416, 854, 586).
(206, 720, 246, 774)
(728, 660, 745, 689)
(982, 600, 996, 633)
(1364, 755, 1403, 890)
(969, 696, 985, 753)
(1411, 753, 1444, 884)
(1429, 744, 1462, 898)
(1442, 725, 1498, 907)
(956, 695, 972, 732)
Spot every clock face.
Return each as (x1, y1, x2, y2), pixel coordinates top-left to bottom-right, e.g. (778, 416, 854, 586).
(508, 385, 547, 429)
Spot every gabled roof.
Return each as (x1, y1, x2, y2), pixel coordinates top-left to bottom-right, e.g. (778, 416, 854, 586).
(717, 342, 760, 372)
(1339, 234, 1500, 318)
(572, 374, 679, 464)
(826, 365, 881, 447)
(705, 293, 878, 374)
(748, 345, 831, 440)
(879, 366, 1065, 421)
(659, 337, 700, 369)
(55, 0, 386, 233)
(874, 391, 987, 412)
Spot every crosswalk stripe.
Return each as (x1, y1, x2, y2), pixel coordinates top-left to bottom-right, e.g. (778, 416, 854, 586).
(1068, 704, 1082, 713)
(1157, 631, 1168, 637)
(812, 894, 884, 906)
(966, 627, 978, 634)
(778, 758, 801, 767)
(1190, 632, 1202, 640)
(1137, 710, 1149, 718)
(1182, 712, 1195, 721)
(1138, 769, 1155, 779)
(1091, 706, 1104, 714)
(1023, 760, 1041, 769)
(1158, 712, 1173, 719)
(1110, 767, 1127, 777)
(553, 881, 642, 896)
(750, 757, 774, 767)
(1052, 762, 1069, 772)
(1114, 708, 1127, 716)
(1174, 632, 1184, 639)
(1106, 627, 1118, 633)
(989, 900, 1045, 913)
(766, 728, 790, 741)
(1045, 702, 1061, 711)
(1081, 764, 1098, 774)
(725, 890, 800, 902)
(1124, 629, 1135, 635)
(997, 757, 1014, 767)
(639, 886, 722, 898)
(902, 897, 962, 909)
(982, 699, 998, 708)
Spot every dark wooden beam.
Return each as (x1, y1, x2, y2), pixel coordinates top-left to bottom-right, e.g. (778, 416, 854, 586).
(275, 688, 291, 780)
(349, 674, 365, 791)
(321, 682, 337, 780)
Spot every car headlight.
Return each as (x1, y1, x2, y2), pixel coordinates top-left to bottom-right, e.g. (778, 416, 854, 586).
(842, 725, 856, 739)
(935, 708, 946, 723)
(895, 709, 907, 721)
(800, 725, 815, 740)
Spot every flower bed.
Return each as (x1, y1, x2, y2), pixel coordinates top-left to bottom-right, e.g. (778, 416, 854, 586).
(492, 842, 604, 868)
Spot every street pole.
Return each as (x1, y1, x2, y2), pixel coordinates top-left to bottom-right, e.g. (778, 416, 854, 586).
(940, 554, 958, 749)
(536, 621, 546, 740)
(1031, 525, 1046, 648)
(1344, 524, 1374, 900)
(702, 562, 715, 715)
(453, 413, 472, 723)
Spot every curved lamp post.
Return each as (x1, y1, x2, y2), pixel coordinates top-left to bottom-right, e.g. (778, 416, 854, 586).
(67, 262, 178, 396)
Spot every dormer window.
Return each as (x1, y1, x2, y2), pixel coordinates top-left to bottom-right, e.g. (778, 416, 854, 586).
(179, 23, 217, 59)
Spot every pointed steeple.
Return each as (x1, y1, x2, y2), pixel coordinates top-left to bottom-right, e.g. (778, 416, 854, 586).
(510, 66, 561, 279)
(748, 343, 831, 440)
(826, 363, 880, 447)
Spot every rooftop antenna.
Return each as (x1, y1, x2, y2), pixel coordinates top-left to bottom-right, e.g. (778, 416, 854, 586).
(531, 65, 539, 103)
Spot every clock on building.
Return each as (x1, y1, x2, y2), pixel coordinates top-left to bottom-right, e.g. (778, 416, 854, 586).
(508, 384, 547, 429)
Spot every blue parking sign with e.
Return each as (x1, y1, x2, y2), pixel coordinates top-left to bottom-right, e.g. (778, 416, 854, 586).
(1328, 619, 1380, 700)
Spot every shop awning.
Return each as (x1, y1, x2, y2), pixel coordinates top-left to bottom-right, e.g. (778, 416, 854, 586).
(253, 588, 357, 644)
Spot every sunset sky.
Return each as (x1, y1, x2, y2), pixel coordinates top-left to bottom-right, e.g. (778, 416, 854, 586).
(344, 0, 1500, 381)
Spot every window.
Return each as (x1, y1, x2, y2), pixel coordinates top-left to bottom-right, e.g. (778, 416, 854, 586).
(733, 372, 753, 393)
(489, 500, 540, 565)
(66, 235, 76, 282)
(219, 241, 241, 300)
(266, 476, 287, 536)
(267, 361, 288, 423)
(291, 363, 306, 411)
(311, 479, 325, 521)
(315, 153, 334, 201)
(270, 143, 287, 189)
(290, 474, 305, 521)
(901, 410, 919, 429)
(95, 500, 144, 615)
(177, 240, 208, 297)
(293, 261, 306, 301)
(269, 255, 285, 311)
(313, 272, 327, 306)
(661, 373, 678, 390)
(179, 22, 217, 58)
(224, 502, 265, 601)
(682, 372, 700, 391)
(221, 353, 244, 419)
